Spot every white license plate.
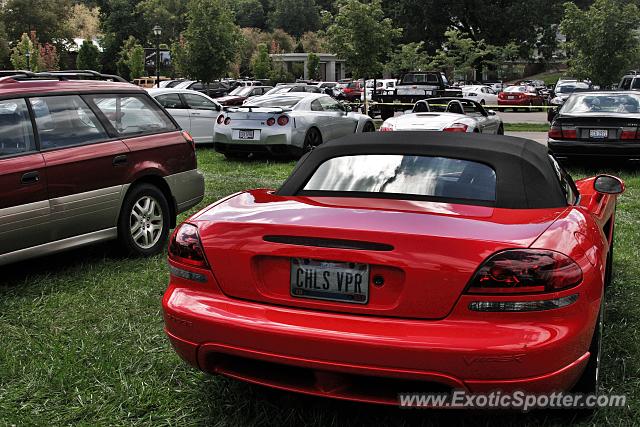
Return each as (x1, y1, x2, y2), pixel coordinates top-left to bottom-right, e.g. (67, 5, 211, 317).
(238, 130, 255, 139)
(589, 129, 608, 139)
(508, 95, 516, 99)
(290, 258, 369, 304)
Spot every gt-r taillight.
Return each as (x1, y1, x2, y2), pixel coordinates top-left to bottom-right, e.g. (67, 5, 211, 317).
(224, 117, 231, 125)
(466, 249, 582, 295)
(266, 117, 275, 126)
(443, 123, 468, 133)
(169, 223, 209, 268)
(217, 115, 225, 124)
(277, 115, 289, 126)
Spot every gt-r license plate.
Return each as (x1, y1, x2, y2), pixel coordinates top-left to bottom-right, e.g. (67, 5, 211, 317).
(238, 130, 255, 139)
(589, 129, 608, 139)
(290, 258, 369, 304)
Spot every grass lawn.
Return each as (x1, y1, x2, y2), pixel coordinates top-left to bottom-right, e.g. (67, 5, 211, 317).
(504, 123, 550, 132)
(1, 149, 640, 426)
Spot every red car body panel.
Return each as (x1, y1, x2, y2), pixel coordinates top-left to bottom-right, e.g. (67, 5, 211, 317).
(498, 89, 545, 107)
(214, 95, 246, 106)
(163, 172, 617, 403)
(0, 152, 48, 209)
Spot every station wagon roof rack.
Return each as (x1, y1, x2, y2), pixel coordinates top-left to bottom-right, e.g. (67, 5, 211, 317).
(0, 69, 128, 83)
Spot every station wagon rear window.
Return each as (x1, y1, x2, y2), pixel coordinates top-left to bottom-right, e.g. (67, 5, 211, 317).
(301, 155, 496, 202)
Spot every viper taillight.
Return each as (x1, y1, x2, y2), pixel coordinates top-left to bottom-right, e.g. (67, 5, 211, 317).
(466, 249, 582, 295)
(169, 223, 208, 268)
(443, 123, 468, 132)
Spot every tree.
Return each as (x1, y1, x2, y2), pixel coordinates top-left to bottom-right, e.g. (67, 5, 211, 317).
(299, 31, 327, 53)
(39, 43, 59, 71)
(252, 43, 272, 78)
(174, 0, 240, 83)
(561, 0, 640, 86)
(10, 33, 42, 71)
(0, 22, 11, 69)
(96, 0, 148, 73)
(137, 0, 188, 43)
(77, 39, 102, 71)
(324, 0, 402, 79)
(126, 43, 145, 79)
(267, 0, 320, 37)
(269, 59, 293, 83)
(384, 42, 430, 76)
(66, 4, 101, 39)
(230, 0, 266, 28)
(269, 29, 295, 53)
(307, 53, 320, 80)
(2, 0, 73, 43)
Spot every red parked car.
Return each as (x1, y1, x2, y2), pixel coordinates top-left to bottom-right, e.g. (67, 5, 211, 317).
(0, 73, 204, 266)
(339, 80, 365, 102)
(163, 132, 623, 404)
(498, 85, 546, 111)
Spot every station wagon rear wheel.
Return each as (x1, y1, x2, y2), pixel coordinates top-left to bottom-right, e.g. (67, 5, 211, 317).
(118, 184, 170, 256)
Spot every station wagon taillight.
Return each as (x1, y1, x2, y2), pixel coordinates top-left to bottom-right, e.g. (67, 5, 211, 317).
(466, 249, 582, 295)
(181, 131, 195, 150)
(169, 223, 209, 268)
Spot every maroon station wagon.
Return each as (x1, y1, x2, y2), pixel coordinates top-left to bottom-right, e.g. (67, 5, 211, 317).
(0, 75, 204, 265)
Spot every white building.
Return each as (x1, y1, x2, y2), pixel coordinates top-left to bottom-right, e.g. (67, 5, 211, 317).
(270, 53, 346, 81)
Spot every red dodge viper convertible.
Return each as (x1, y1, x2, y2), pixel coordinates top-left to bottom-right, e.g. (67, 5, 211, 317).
(162, 132, 624, 405)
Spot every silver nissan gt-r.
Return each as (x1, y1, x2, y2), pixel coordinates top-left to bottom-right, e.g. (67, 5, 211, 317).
(214, 93, 375, 158)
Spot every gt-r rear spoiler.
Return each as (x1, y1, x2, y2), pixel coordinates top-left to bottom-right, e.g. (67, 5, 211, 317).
(226, 106, 293, 113)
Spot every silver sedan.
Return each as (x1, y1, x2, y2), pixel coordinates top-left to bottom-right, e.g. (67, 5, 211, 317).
(214, 93, 375, 158)
(380, 98, 504, 134)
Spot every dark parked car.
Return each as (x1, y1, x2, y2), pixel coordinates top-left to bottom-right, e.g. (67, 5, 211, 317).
(174, 80, 230, 97)
(548, 91, 640, 159)
(0, 73, 204, 265)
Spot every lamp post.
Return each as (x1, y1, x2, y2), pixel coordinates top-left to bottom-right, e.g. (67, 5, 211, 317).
(25, 50, 31, 71)
(153, 25, 162, 88)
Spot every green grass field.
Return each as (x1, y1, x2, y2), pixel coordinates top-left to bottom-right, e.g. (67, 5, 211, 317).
(504, 123, 550, 132)
(1, 150, 639, 426)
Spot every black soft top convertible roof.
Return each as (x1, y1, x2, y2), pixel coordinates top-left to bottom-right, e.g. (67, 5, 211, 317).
(277, 132, 567, 209)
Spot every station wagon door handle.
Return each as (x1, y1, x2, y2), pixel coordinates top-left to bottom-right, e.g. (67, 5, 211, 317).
(112, 155, 128, 166)
(21, 171, 40, 185)
(190, 112, 201, 116)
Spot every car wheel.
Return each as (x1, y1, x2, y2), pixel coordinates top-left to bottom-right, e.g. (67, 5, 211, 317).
(497, 124, 504, 135)
(303, 127, 322, 152)
(480, 99, 485, 105)
(573, 301, 604, 394)
(362, 121, 375, 132)
(118, 183, 171, 256)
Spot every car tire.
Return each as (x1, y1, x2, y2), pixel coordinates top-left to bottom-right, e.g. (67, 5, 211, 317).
(303, 127, 322, 152)
(117, 183, 171, 257)
(362, 121, 375, 132)
(572, 301, 604, 394)
(480, 99, 485, 105)
(497, 124, 504, 135)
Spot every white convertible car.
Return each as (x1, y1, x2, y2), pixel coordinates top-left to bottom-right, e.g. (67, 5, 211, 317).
(379, 98, 504, 134)
(214, 93, 375, 158)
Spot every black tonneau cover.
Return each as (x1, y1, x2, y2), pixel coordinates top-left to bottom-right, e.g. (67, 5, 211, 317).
(277, 132, 567, 209)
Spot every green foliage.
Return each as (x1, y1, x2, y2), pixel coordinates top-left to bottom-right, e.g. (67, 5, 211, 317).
(137, 0, 188, 42)
(230, 0, 266, 29)
(269, 29, 295, 53)
(324, 0, 401, 79)
(384, 42, 430, 76)
(175, 0, 241, 83)
(299, 31, 327, 53)
(561, 0, 640, 86)
(2, 0, 73, 43)
(267, 0, 320, 38)
(10, 33, 41, 71)
(76, 39, 102, 71)
(0, 21, 11, 69)
(117, 36, 145, 80)
(39, 43, 59, 71)
(307, 53, 320, 80)
(269, 59, 294, 83)
(252, 43, 272, 79)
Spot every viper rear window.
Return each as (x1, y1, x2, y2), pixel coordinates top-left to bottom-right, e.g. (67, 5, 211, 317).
(301, 155, 496, 202)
